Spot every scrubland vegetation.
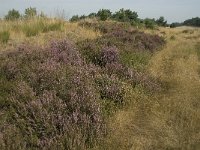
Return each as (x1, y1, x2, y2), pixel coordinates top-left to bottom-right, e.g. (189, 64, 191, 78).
(0, 8, 200, 150)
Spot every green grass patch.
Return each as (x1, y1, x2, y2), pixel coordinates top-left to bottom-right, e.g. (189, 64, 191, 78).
(0, 31, 10, 44)
(41, 21, 63, 33)
(22, 20, 64, 37)
(22, 24, 40, 37)
(120, 51, 152, 70)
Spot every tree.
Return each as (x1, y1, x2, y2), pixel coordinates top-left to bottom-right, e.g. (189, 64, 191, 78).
(24, 7, 37, 18)
(88, 13, 97, 18)
(156, 16, 167, 27)
(183, 17, 200, 27)
(97, 9, 112, 21)
(4, 9, 21, 20)
(79, 15, 87, 20)
(70, 15, 79, 22)
(112, 9, 138, 22)
(144, 18, 156, 29)
(170, 22, 182, 28)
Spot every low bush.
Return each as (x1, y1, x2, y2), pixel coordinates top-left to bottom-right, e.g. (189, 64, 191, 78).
(78, 21, 132, 34)
(78, 27, 165, 63)
(4, 9, 21, 20)
(0, 39, 105, 149)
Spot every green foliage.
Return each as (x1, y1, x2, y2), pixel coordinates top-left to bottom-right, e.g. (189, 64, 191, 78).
(88, 13, 97, 18)
(22, 24, 40, 37)
(22, 20, 63, 37)
(0, 31, 10, 44)
(156, 16, 167, 27)
(112, 9, 138, 22)
(120, 51, 151, 70)
(79, 15, 86, 20)
(4, 9, 21, 20)
(183, 17, 200, 27)
(97, 9, 112, 21)
(170, 17, 200, 28)
(70, 15, 79, 22)
(69, 8, 139, 23)
(144, 18, 157, 29)
(24, 7, 37, 18)
(170, 22, 182, 28)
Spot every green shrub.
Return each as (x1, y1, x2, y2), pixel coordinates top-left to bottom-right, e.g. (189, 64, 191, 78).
(0, 31, 10, 44)
(4, 9, 21, 20)
(24, 7, 37, 19)
(144, 18, 156, 29)
(156, 16, 167, 27)
(112, 9, 138, 22)
(70, 15, 79, 22)
(97, 9, 112, 21)
(183, 17, 200, 27)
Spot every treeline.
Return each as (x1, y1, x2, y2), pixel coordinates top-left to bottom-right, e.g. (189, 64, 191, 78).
(70, 8, 168, 29)
(3, 8, 199, 28)
(170, 17, 200, 28)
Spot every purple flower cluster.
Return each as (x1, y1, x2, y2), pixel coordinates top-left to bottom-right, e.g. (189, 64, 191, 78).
(100, 46, 119, 66)
(0, 39, 105, 149)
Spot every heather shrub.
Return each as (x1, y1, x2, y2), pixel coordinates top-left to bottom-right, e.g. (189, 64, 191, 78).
(77, 26, 164, 92)
(101, 29, 165, 52)
(79, 21, 132, 34)
(78, 28, 165, 55)
(0, 31, 10, 44)
(99, 46, 119, 66)
(0, 39, 105, 149)
(95, 75, 125, 104)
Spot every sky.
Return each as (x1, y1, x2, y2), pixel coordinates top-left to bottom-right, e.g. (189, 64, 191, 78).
(0, 0, 199, 23)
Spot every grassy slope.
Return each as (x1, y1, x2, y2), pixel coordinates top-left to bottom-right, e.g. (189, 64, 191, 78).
(0, 18, 200, 149)
(0, 19, 100, 52)
(100, 27, 200, 149)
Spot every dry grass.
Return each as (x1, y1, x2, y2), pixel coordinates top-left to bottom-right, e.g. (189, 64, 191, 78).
(0, 19, 100, 52)
(1, 19, 200, 149)
(99, 27, 200, 150)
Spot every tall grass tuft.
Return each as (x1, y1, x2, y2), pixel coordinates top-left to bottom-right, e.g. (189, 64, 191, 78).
(22, 24, 40, 37)
(0, 31, 10, 43)
(22, 19, 64, 37)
